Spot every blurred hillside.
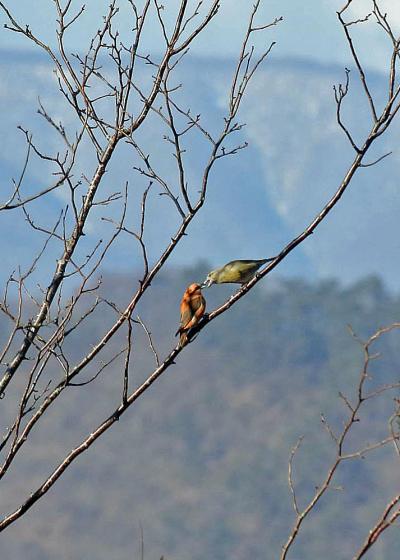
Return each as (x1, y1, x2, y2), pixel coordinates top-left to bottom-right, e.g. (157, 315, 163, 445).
(0, 51, 399, 290)
(0, 267, 399, 559)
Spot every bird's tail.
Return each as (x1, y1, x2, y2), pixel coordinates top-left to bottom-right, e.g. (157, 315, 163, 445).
(262, 256, 276, 264)
(175, 327, 188, 346)
(179, 331, 188, 347)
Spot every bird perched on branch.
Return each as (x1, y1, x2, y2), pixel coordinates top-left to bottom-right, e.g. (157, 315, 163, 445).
(201, 258, 275, 288)
(176, 283, 206, 346)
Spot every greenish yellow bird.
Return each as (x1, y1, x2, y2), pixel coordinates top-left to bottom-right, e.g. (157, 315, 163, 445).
(201, 258, 275, 288)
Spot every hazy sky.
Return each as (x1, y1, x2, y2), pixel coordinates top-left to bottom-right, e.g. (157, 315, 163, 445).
(0, 1, 399, 71)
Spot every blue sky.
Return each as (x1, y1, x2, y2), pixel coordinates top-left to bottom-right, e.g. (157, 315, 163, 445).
(0, 1, 399, 70)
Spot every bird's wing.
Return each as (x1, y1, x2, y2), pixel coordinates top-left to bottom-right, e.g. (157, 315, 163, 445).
(182, 294, 205, 330)
(180, 303, 194, 330)
(192, 294, 206, 321)
(237, 260, 267, 278)
(175, 296, 192, 335)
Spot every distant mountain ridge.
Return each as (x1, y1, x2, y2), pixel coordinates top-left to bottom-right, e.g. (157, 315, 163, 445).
(0, 50, 398, 289)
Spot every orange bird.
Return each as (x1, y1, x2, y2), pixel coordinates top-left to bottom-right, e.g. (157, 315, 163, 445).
(176, 283, 206, 346)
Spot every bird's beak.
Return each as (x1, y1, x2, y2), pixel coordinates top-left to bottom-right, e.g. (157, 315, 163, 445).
(200, 278, 212, 289)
